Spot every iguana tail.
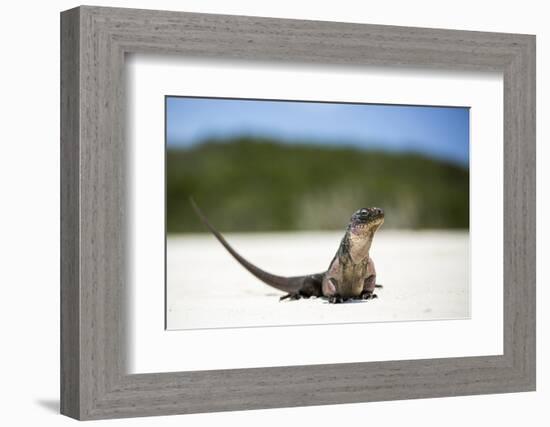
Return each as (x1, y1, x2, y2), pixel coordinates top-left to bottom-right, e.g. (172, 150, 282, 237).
(190, 198, 308, 294)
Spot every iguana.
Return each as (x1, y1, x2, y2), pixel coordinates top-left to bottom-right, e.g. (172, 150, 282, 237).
(190, 199, 384, 303)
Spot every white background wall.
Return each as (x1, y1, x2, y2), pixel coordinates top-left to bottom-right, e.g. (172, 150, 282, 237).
(0, 0, 546, 425)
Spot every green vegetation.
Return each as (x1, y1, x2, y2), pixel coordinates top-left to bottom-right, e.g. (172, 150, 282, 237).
(167, 138, 469, 233)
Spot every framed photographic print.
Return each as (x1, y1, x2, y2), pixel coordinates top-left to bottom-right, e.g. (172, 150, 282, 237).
(60, 5, 536, 420)
(164, 97, 471, 330)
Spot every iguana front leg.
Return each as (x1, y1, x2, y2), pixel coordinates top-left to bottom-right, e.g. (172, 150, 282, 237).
(357, 257, 381, 300)
(324, 276, 349, 303)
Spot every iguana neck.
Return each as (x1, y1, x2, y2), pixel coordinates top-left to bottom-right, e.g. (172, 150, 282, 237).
(339, 229, 375, 263)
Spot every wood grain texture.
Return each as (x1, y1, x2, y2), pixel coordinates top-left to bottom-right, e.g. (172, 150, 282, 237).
(60, 7, 80, 419)
(60, 5, 536, 420)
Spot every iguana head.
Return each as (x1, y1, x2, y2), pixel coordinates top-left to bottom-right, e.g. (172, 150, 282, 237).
(349, 207, 384, 236)
(344, 207, 384, 262)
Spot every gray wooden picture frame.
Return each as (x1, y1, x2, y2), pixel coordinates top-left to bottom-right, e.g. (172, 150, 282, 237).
(60, 5, 536, 420)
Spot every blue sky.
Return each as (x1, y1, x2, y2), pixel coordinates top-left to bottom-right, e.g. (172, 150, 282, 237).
(166, 97, 469, 166)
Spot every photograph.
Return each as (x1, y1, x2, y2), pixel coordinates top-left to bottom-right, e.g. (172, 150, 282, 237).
(165, 96, 470, 330)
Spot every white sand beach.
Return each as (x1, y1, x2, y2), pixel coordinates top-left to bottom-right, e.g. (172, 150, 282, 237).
(166, 230, 469, 330)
